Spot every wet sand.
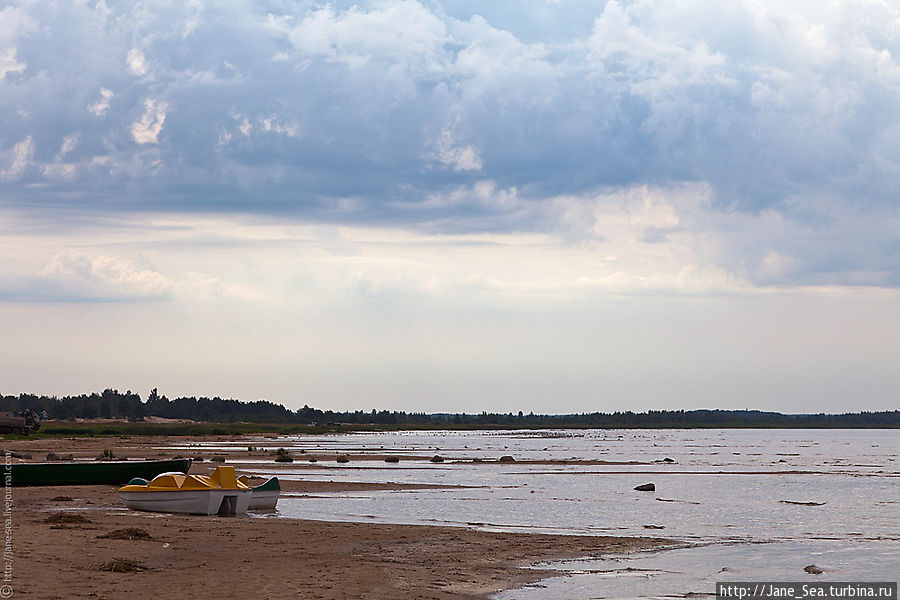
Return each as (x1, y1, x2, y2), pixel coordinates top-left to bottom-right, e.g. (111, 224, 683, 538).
(3, 436, 672, 599)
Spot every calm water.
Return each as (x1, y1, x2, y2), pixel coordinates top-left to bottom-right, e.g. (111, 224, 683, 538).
(171, 429, 899, 598)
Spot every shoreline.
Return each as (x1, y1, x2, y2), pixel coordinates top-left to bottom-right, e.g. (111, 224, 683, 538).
(4, 435, 674, 599)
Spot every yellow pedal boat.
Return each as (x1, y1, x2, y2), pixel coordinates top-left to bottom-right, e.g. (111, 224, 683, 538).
(118, 465, 253, 515)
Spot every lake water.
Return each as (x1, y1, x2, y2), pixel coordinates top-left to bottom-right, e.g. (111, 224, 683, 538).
(173, 429, 899, 598)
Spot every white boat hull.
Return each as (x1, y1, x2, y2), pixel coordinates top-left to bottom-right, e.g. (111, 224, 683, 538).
(248, 490, 279, 511)
(118, 489, 252, 515)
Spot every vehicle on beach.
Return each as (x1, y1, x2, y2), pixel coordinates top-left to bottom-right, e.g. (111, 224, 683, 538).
(0, 409, 42, 435)
(118, 465, 280, 515)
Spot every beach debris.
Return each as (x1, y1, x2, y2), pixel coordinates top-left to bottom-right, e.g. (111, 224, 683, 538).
(336, 455, 350, 463)
(655, 497, 700, 504)
(43, 513, 92, 524)
(430, 455, 444, 463)
(46, 452, 59, 461)
(634, 483, 656, 492)
(99, 528, 155, 541)
(643, 524, 665, 529)
(385, 456, 400, 463)
(804, 565, 824, 575)
(52, 496, 73, 502)
(210, 455, 226, 463)
(780, 500, 825, 506)
(498, 455, 516, 463)
(98, 558, 147, 573)
(274, 454, 294, 463)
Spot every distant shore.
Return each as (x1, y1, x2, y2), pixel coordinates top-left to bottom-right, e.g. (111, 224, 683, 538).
(5, 436, 673, 600)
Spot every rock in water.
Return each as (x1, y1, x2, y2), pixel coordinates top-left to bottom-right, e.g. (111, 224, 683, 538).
(498, 455, 516, 463)
(634, 483, 656, 492)
(804, 565, 824, 575)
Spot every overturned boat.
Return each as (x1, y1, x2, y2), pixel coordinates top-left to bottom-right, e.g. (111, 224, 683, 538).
(119, 466, 254, 516)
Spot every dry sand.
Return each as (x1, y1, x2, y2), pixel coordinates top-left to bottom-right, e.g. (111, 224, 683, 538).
(3, 436, 673, 599)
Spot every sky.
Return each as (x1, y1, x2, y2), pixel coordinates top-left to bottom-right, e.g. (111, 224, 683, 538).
(1, 0, 899, 414)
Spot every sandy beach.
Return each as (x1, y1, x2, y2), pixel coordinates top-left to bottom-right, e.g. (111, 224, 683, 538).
(3, 436, 672, 599)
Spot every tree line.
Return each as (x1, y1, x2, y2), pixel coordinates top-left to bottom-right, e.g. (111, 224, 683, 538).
(0, 389, 897, 428)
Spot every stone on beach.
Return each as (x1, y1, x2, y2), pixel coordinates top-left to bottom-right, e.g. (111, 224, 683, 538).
(274, 454, 293, 462)
(498, 455, 516, 463)
(634, 483, 656, 491)
(804, 564, 824, 574)
(384, 456, 400, 463)
(210, 455, 226, 463)
(430, 455, 444, 463)
(336, 455, 350, 463)
(98, 558, 147, 573)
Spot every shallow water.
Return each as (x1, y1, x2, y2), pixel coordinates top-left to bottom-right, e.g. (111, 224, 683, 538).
(179, 429, 899, 597)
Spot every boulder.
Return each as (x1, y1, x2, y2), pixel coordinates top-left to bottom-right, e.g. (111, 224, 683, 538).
(308, 458, 317, 463)
(430, 455, 444, 463)
(336, 455, 350, 463)
(498, 455, 516, 463)
(46, 452, 59, 461)
(274, 454, 293, 463)
(210, 456, 226, 463)
(634, 483, 656, 492)
(804, 565, 824, 575)
(192, 456, 204, 462)
(384, 456, 400, 463)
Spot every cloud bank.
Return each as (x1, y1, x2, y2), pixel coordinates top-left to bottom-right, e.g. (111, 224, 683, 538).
(1, 1, 899, 411)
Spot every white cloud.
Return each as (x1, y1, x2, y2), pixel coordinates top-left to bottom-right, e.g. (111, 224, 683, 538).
(88, 87, 114, 116)
(130, 99, 168, 144)
(126, 48, 148, 76)
(432, 119, 482, 172)
(0, 136, 34, 180)
(0, 46, 25, 79)
(38, 252, 173, 299)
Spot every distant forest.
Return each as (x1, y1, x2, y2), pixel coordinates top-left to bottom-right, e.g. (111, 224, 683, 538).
(1, 389, 898, 429)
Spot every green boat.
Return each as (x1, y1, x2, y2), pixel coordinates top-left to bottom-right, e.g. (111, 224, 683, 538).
(7, 458, 192, 486)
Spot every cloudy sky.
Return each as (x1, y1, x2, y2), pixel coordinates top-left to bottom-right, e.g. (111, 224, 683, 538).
(1, 0, 898, 413)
